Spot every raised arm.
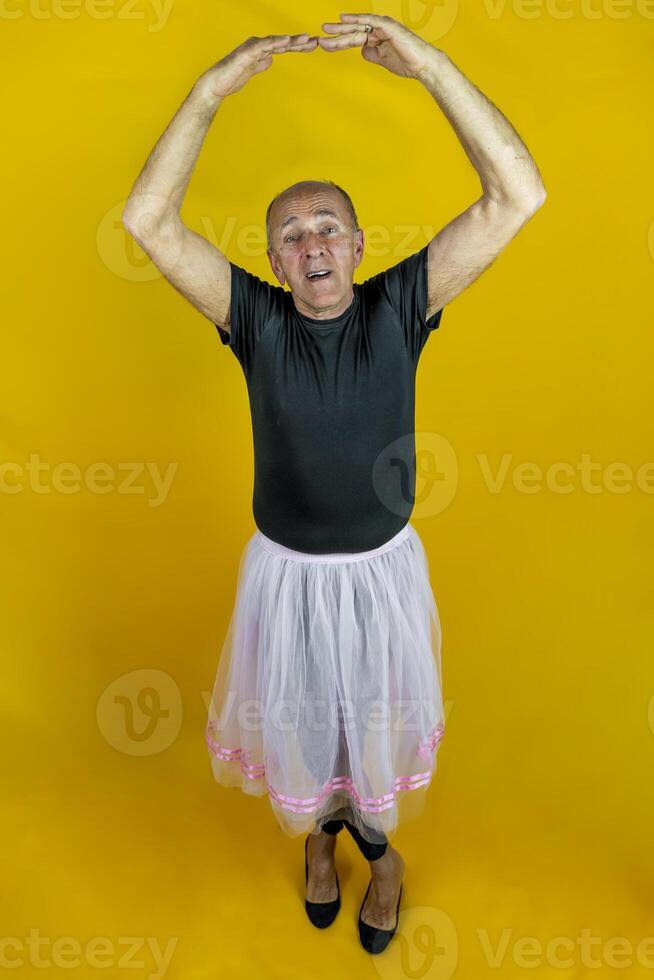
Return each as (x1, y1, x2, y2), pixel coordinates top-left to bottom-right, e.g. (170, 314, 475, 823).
(318, 15, 547, 317)
(121, 33, 318, 332)
(415, 47, 546, 317)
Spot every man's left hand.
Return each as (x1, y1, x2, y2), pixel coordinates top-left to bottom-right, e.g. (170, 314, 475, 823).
(317, 13, 434, 79)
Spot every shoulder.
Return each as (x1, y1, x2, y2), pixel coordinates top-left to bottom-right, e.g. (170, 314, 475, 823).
(360, 244, 429, 295)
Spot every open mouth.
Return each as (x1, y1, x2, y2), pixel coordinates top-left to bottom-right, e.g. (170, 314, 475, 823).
(306, 270, 332, 282)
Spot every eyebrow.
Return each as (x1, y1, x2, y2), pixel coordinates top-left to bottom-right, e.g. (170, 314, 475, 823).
(279, 209, 341, 232)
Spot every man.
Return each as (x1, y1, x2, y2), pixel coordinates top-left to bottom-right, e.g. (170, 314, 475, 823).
(123, 14, 546, 955)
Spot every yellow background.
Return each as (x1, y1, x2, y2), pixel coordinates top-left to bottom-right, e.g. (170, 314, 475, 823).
(2, 0, 653, 976)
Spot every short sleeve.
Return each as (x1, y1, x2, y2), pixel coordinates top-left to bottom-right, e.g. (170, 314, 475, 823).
(216, 262, 285, 376)
(364, 243, 443, 366)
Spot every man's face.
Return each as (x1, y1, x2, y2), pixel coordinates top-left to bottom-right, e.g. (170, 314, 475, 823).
(267, 186, 364, 319)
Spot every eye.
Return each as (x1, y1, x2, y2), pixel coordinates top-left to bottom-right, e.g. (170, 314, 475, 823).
(284, 227, 337, 243)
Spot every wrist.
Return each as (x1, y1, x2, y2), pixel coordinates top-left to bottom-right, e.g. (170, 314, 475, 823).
(191, 75, 226, 116)
(414, 48, 449, 87)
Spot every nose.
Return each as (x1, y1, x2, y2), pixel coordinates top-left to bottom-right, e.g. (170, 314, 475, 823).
(304, 231, 326, 256)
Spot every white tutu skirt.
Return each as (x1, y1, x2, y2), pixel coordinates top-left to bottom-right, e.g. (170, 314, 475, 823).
(205, 522, 445, 846)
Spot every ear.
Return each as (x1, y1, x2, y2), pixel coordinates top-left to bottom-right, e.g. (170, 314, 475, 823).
(353, 228, 365, 271)
(267, 248, 286, 286)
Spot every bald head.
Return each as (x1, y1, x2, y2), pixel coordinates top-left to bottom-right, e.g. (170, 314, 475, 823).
(266, 180, 359, 253)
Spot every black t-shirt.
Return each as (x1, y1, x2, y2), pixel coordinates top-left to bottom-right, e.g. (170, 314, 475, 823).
(215, 244, 443, 553)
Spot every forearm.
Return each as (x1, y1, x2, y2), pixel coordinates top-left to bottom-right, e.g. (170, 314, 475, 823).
(416, 51, 546, 210)
(122, 78, 223, 237)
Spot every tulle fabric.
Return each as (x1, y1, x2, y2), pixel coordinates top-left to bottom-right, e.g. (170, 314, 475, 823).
(205, 522, 445, 846)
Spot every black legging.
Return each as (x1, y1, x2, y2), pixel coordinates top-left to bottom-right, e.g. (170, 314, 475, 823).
(321, 818, 388, 861)
(301, 695, 389, 861)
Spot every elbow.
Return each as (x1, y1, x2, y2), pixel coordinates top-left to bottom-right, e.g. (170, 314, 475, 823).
(121, 207, 163, 250)
(490, 181, 547, 218)
(122, 200, 180, 246)
(121, 204, 148, 243)
(121, 203, 137, 238)
(527, 183, 547, 212)
(517, 181, 548, 216)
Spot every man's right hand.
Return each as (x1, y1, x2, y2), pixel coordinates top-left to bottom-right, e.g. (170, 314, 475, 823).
(196, 34, 318, 102)
(123, 32, 318, 336)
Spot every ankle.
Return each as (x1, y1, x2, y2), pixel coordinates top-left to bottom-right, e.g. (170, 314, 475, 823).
(369, 845, 403, 879)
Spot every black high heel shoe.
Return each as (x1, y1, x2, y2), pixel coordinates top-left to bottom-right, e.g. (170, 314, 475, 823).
(304, 835, 341, 928)
(358, 878, 403, 954)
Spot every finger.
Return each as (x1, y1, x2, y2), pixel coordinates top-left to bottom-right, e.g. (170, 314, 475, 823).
(339, 13, 391, 33)
(276, 33, 316, 45)
(321, 21, 371, 34)
(338, 12, 383, 22)
(282, 37, 319, 51)
(264, 33, 316, 52)
(263, 33, 307, 48)
(318, 32, 369, 49)
(274, 37, 319, 51)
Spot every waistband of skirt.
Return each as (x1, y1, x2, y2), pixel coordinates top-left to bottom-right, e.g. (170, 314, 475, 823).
(253, 523, 412, 564)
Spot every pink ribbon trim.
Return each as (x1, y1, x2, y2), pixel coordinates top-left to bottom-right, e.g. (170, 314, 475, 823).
(205, 721, 445, 815)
